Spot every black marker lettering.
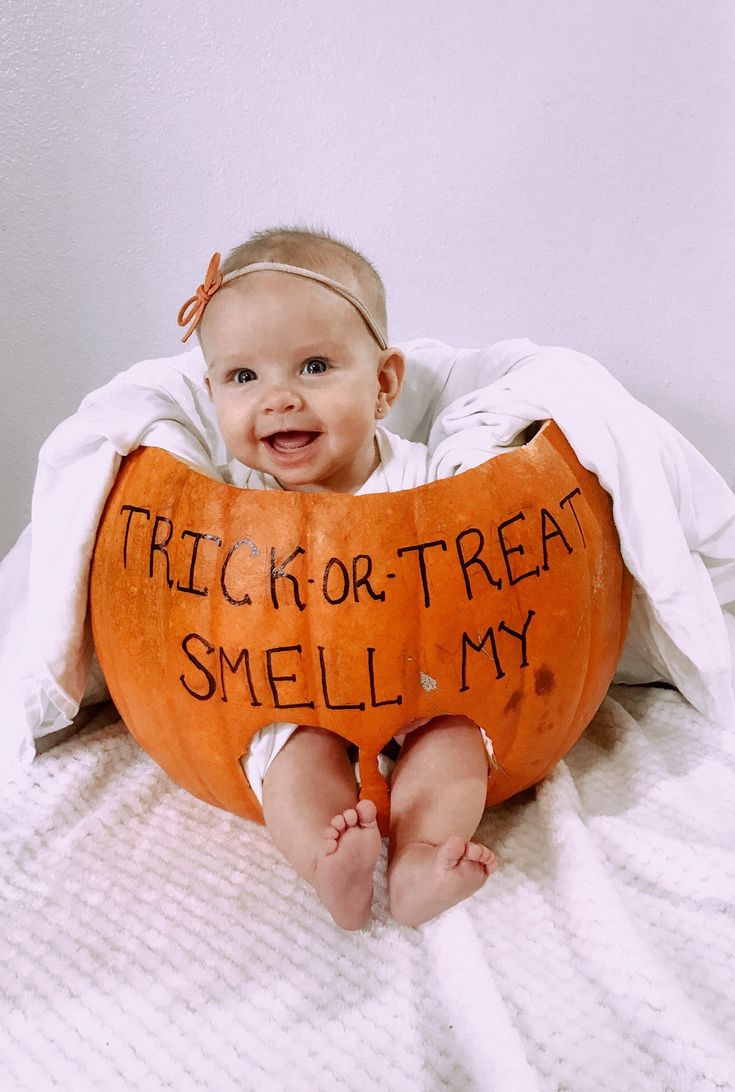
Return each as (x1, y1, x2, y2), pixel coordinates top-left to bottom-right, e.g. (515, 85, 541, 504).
(270, 546, 306, 611)
(497, 511, 540, 586)
(266, 645, 314, 709)
(540, 509, 573, 570)
(176, 529, 221, 597)
(455, 527, 502, 600)
(179, 632, 216, 700)
(119, 504, 150, 568)
(221, 538, 258, 606)
(352, 554, 385, 602)
(150, 514, 174, 587)
(323, 557, 350, 605)
(498, 609, 536, 667)
(559, 488, 586, 548)
(318, 646, 365, 710)
(396, 539, 448, 608)
(367, 647, 402, 707)
(219, 647, 262, 706)
(460, 626, 505, 691)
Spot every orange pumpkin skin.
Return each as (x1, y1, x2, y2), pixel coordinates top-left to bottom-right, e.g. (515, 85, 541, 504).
(89, 421, 631, 834)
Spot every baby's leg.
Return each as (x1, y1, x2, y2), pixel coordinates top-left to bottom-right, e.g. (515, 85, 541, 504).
(261, 726, 381, 931)
(387, 715, 496, 927)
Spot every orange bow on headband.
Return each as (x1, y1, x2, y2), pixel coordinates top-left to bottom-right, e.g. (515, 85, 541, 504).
(177, 253, 224, 343)
(177, 252, 388, 349)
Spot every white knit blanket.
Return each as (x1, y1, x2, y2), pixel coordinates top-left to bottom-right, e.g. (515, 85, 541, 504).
(2, 666, 734, 1091)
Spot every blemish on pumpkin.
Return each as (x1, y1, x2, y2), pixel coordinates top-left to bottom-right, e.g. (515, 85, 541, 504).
(419, 671, 437, 692)
(503, 689, 523, 714)
(534, 665, 555, 695)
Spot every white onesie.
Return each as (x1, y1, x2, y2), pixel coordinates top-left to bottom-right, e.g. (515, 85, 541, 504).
(239, 425, 497, 803)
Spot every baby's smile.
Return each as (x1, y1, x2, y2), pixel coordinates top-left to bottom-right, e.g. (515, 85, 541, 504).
(262, 429, 321, 453)
(261, 429, 323, 469)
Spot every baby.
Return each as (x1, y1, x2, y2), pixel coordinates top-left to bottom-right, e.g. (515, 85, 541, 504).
(181, 227, 496, 930)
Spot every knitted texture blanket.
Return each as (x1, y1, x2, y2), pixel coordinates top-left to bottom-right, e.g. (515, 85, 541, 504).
(2, 678, 734, 1092)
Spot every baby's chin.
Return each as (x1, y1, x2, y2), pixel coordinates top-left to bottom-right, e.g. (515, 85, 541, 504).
(269, 465, 363, 495)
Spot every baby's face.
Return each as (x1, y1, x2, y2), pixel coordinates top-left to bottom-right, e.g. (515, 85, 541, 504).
(201, 271, 403, 493)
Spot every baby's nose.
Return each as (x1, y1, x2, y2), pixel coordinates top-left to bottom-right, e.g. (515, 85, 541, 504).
(263, 383, 303, 414)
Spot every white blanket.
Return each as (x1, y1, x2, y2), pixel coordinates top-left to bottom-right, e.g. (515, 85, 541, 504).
(2, 668, 734, 1090)
(1, 337, 733, 777)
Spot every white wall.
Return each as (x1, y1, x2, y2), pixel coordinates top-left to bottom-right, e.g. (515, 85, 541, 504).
(3, 0, 734, 558)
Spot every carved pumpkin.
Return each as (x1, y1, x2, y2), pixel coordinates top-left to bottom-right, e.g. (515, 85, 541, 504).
(89, 421, 632, 835)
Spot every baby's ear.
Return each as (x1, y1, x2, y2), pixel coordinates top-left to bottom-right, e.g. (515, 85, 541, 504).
(378, 348, 405, 407)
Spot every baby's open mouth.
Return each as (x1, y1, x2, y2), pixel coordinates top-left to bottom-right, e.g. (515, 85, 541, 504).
(263, 430, 320, 452)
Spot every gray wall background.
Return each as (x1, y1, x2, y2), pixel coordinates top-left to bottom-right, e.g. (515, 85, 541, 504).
(3, 0, 734, 559)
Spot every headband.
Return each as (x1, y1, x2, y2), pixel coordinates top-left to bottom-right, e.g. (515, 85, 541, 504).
(177, 252, 388, 349)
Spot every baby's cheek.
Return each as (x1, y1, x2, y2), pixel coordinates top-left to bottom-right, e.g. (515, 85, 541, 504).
(223, 417, 248, 449)
(216, 401, 244, 433)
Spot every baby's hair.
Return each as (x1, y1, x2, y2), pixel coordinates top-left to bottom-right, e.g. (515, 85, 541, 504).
(200, 225, 388, 345)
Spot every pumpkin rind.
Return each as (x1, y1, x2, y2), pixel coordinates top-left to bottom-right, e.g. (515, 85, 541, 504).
(89, 421, 632, 832)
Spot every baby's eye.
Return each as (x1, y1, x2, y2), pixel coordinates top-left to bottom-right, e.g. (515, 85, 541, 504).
(302, 358, 329, 375)
(233, 368, 257, 384)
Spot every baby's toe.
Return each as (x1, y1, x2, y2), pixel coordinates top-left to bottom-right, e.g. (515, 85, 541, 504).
(474, 846, 496, 872)
(330, 813, 348, 833)
(322, 827, 339, 853)
(342, 807, 359, 828)
(355, 799, 378, 826)
(438, 835, 467, 868)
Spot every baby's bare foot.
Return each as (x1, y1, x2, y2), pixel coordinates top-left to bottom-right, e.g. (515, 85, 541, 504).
(315, 799, 381, 931)
(390, 835, 496, 927)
